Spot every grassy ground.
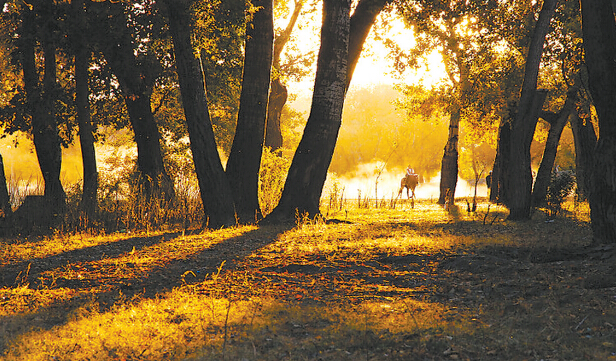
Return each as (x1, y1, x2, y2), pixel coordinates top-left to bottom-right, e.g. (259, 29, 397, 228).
(1, 199, 615, 360)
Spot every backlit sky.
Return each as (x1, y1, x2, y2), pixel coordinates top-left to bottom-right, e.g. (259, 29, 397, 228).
(284, 11, 448, 96)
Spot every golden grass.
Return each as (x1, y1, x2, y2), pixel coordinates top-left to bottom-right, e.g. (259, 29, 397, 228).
(2, 199, 612, 361)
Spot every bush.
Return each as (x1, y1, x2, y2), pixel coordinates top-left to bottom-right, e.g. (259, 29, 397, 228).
(259, 147, 291, 216)
(546, 170, 576, 216)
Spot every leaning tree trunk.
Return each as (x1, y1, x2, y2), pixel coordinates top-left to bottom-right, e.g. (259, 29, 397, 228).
(580, 0, 616, 243)
(21, 5, 66, 211)
(225, 0, 274, 224)
(263, 0, 389, 223)
(73, 0, 98, 220)
(505, 0, 557, 220)
(264, 0, 351, 222)
(345, 0, 391, 89)
(264, 0, 304, 152)
(570, 110, 596, 201)
(122, 89, 175, 200)
(531, 84, 578, 207)
(164, 0, 237, 228)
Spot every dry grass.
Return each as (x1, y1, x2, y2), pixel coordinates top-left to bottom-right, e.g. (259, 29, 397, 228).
(1, 199, 614, 360)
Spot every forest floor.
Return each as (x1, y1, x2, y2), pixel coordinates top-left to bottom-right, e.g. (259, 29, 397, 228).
(1, 199, 615, 360)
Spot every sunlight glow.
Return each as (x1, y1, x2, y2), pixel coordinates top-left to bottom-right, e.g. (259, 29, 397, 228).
(286, 14, 449, 96)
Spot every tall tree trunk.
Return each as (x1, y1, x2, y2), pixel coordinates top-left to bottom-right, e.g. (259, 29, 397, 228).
(264, 78, 286, 151)
(570, 110, 596, 201)
(438, 107, 460, 205)
(264, 0, 304, 152)
(0, 153, 12, 219)
(90, 1, 174, 201)
(581, 0, 616, 243)
(225, 0, 274, 223)
(264, 0, 351, 222)
(163, 0, 237, 228)
(123, 91, 174, 199)
(262, 0, 388, 223)
(490, 117, 511, 204)
(264, 0, 389, 150)
(73, 0, 98, 220)
(531, 84, 578, 207)
(505, 0, 557, 220)
(506, 89, 548, 218)
(21, 5, 66, 211)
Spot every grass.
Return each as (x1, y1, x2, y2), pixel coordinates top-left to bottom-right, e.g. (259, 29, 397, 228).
(1, 198, 614, 360)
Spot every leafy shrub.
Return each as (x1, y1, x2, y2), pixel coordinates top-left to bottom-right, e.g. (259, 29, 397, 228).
(546, 170, 576, 216)
(259, 147, 291, 216)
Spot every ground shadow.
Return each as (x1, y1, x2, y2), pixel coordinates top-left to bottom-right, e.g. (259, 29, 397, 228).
(0, 224, 293, 353)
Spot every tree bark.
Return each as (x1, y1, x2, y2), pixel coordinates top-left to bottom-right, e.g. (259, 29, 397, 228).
(20, 4, 66, 211)
(0, 153, 12, 219)
(72, 0, 98, 220)
(264, 77, 286, 151)
(570, 111, 596, 201)
(264, 0, 351, 222)
(346, 0, 391, 89)
(438, 108, 460, 205)
(531, 84, 578, 207)
(164, 0, 237, 228)
(264, 0, 390, 154)
(581, 0, 616, 243)
(264, 0, 304, 152)
(506, 89, 548, 219)
(90, 1, 174, 201)
(490, 116, 511, 204)
(505, 0, 557, 220)
(225, 0, 274, 223)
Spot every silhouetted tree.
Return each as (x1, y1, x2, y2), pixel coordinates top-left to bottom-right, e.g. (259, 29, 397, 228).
(504, 0, 557, 220)
(90, 1, 175, 201)
(163, 0, 237, 228)
(580, 0, 616, 242)
(226, 0, 275, 223)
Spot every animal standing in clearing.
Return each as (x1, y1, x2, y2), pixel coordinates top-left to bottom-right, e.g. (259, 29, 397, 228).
(398, 173, 419, 207)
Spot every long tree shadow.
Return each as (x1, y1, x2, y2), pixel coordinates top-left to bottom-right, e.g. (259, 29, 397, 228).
(0, 224, 293, 353)
(0, 232, 180, 288)
(0, 215, 599, 355)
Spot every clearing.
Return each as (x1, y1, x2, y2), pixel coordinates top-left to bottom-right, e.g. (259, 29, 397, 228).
(1, 200, 615, 360)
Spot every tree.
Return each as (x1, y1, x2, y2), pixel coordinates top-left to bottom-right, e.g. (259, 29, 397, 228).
(264, 0, 305, 152)
(459, 137, 495, 209)
(570, 105, 596, 201)
(163, 0, 237, 228)
(529, 0, 586, 206)
(71, 0, 98, 220)
(394, 0, 524, 206)
(580, 0, 616, 242)
(0, 154, 12, 219)
(89, 1, 175, 201)
(193, 0, 246, 154)
(504, 0, 557, 220)
(264, 0, 390, 222)
(225, 0, 275, 223)
(264, 0, 352, 221)
(18, 1, 66, 210)
(531, 82, 578, 207)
